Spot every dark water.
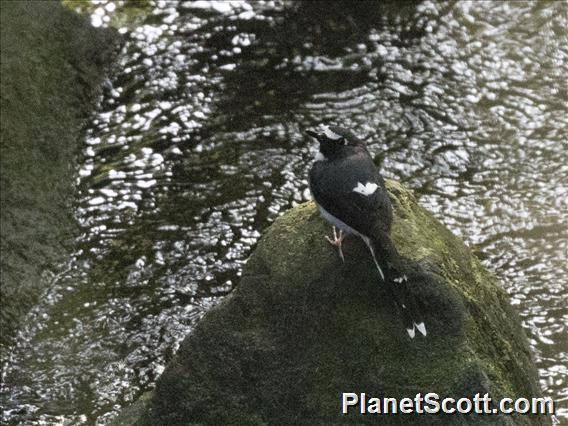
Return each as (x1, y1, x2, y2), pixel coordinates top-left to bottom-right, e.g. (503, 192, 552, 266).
(1, 1, 566, 424)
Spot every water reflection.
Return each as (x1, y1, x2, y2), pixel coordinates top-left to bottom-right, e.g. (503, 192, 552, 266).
(2, 0, 566, 424)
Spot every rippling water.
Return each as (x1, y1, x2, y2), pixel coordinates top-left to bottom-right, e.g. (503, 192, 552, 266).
(2, 1, 566, 424)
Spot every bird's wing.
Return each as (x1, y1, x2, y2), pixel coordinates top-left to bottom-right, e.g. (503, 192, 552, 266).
(309, 155, 392, 236)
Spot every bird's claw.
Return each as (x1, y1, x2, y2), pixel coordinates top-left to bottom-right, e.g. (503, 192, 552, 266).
(325, 226, 346, 262)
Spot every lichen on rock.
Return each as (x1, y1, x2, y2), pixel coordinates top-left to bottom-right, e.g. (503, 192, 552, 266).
(132, 181, 545, 425)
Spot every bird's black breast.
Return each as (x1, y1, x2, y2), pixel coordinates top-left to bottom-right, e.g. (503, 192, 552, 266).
(309, 149, 392, 237)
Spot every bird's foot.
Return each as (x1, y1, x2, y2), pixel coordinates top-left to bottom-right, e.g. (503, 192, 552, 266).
(325, 226, 346, 262)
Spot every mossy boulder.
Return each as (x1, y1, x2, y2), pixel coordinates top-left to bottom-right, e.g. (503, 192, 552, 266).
(135, 181, 545, 425)
(0, 0, 119, 349)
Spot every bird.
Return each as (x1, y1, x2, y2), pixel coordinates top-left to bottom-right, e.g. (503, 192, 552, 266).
(307, 125, 426, 339)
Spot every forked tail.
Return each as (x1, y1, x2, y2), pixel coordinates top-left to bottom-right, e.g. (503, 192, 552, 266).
(361, 231, 427, 339)
(387, 274, 427, 339)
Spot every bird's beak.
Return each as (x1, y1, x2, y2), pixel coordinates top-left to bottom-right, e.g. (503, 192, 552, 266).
(305, 130, 321, 140)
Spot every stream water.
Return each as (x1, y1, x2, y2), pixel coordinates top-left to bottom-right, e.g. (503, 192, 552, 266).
(1, 1, 566, 424)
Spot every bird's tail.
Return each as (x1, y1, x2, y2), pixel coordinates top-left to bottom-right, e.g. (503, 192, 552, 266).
(385, 273, 427, 339)
(361, 231, 427, 339)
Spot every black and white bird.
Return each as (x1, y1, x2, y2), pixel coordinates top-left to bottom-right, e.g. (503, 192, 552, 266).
(307, 125, 426, 339)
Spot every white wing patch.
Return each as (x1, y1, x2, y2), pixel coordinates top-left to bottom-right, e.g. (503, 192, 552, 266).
(323, 126, 342, 140)
(314, 152, 325, 162)
(353, 182, 378, 196)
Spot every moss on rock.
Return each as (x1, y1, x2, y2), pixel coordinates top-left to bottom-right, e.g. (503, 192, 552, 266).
(131, 181, 544, 425)
(0, 1, 119, 349)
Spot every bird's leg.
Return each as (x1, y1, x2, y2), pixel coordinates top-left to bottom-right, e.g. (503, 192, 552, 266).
(325, 226, 346, 262)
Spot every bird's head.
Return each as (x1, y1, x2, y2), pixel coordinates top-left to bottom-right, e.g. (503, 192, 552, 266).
(306, 126, 364, 160)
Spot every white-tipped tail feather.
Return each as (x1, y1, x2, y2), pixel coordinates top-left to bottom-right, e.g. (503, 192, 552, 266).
(406, 322, 427, 339)
(361, 238, 429, 339)
(415, 322, 427, 336)
(394, 275, 427, 339)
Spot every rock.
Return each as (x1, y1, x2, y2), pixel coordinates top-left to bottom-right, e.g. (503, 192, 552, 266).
(111, 392, 152, 426)
(133, 181, 545, 425)
(0, 0, 120, 350)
